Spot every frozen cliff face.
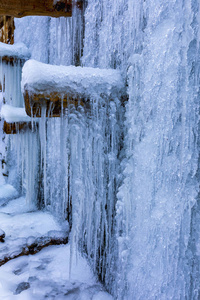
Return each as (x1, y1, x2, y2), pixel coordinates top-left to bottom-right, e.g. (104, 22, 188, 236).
(10, 0, 200, 299)
(83, 0, 200, 299)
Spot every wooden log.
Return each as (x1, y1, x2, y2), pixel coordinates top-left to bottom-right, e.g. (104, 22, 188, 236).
(24, 90, 84, 117)
(3, 120, 36, 134)
(22, 60, 126, 117)
(1, 56, 26, 65)
(0, 16, 14, 44)
(0, 0, 72, 18)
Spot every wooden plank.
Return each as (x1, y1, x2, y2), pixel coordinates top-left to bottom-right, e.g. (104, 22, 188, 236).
(3, 120, 36, 134)
(0, 16, 14, 44)
(0, 0, 72, 18)
(1, 56, 26, 65)
(24, 90, 84, 117)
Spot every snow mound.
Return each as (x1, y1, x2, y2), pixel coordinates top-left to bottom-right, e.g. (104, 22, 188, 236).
(1, 104, 33, 123)
(22, 59, 125, 100)
(0, 184, 18, 202)
(0, 197, 68, 263)
(0, 42, 31, 60)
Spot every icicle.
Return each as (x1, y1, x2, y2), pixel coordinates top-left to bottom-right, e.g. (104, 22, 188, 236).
(39, 104, 47, 207)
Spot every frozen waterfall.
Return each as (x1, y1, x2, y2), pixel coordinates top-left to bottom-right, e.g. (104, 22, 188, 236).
(1, 0, 200, 299)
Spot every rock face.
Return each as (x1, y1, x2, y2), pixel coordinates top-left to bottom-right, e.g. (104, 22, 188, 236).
(0, 229, 5, 242)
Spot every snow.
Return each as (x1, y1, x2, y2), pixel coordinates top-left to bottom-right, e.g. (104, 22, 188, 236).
(0, 42, 30, 60)
(0, 197, 67, 262)
(21, 59, 125, 100)
(1, 105, 33, 123)
(3, 1, 200, 299)
(0, 244, 113, 300)
(0, 229, 5, 238)
(0, 197, 113, 300)
(0, 184, 18, 203)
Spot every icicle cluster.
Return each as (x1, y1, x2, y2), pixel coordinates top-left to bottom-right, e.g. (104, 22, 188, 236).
(34, 95, 122, 284)
(0, 59, 24, 107)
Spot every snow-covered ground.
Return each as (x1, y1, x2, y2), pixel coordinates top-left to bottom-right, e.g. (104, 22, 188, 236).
(0, 197, 113, 299)
(0, 196, 67, 263)
(0, 184, 18, 205)
(0, 244, 113, 300)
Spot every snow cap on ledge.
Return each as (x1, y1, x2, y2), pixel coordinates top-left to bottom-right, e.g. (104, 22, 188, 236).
(0, 42, 31, 61)
(22, 59, 125, 100)
(1, 104, 32, 123)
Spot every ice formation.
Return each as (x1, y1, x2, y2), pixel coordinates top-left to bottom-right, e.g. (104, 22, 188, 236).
(0, 42, 30, 108)
(0, 0, 200, 299)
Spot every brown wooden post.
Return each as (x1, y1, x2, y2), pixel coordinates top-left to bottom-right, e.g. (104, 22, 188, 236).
(0, 16, 14, 44)
(0, 0, 72, 18)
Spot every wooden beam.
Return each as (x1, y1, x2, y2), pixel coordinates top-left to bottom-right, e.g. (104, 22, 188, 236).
(24, 91, 84, 117)
(3, 120, 36, 134)
(0, 0, 72, 18)
(0, 16, 14, 44)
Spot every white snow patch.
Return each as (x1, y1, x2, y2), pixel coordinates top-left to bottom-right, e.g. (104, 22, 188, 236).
(1, 105, 33, 123)
(0, 197, 67, 262)
(0, 42, 30, 60)
(0, 184, 18, 201)
(0, 244, 113, 299)
(0, 203, 61, 239)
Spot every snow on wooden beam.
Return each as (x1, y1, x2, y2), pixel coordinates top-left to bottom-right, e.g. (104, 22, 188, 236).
(24, 91, 84, 117)
(3, 120, 34, 134)
(22, 59, 126, 117)
(0, 0, 72, 18)
(0, 42, 31, 63)
(1, 104, 37, 134)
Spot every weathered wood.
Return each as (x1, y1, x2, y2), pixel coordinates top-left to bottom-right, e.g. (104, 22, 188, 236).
(1, 56, 26, 65)
(0, 0, 72, 18)
(0, 16, 14, 44)
(3, 120, 36, 134)
(24, 91, 84, 117)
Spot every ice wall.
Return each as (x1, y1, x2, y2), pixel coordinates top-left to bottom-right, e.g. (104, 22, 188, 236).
(9, 0, 200, 299)
(82, 0, 200, 299)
